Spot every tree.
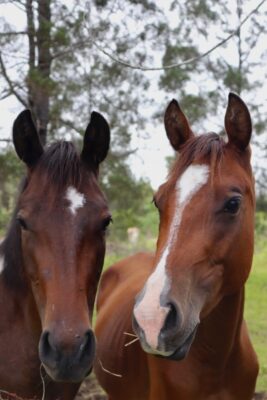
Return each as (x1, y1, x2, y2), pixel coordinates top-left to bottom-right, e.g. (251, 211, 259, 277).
(210, 0, 267, 195)
(159, 0, 266, 130)
(159, 0, 267, 194)
(2, 0, 266, 236)
(0, 0, 170, 236)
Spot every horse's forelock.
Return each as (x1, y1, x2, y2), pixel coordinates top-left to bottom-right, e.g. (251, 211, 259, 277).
(36, 141, 82, 189)
(168, 133, 225, 186)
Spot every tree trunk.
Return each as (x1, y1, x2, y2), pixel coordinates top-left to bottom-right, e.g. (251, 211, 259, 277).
(26, 0, 35, 109)
(26, 0, 51, 145)
(36, 0, 51, 145)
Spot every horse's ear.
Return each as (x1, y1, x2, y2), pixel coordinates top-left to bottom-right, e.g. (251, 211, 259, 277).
(81, 111, 110, 169)
(225, 92, 252, 151)
(164, 99, 194, 151)
(13, 110, 44, 167)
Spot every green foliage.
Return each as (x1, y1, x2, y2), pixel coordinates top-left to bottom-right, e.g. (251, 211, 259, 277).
(160, 44, 199, 92)
(223, 66, 250, 94)
(0, 150, 24, 236)
(186, 0, 218, 22)
(180, 94, 208, 125)
(101, 155, 155, 239)
(94, 0, 109, 7)
(52, 26, 70, 47)
(28, 68, 56, 93)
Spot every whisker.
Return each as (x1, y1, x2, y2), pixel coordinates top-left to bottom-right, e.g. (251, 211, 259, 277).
(40, 364, 46, 400)
(123, 332, 138, 338)
(98, 359, 122, 378)
(124, 337, 139, 347)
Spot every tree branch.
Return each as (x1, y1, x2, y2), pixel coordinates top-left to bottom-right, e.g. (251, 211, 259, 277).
(51, 40, 88, 60)
(58, 118, 83, 135)
(90, 0, 266, 71)
(7, 0, 26, 13)
(0, 52, 28, 107)
(0, 90, 12, 100)
(0, 31, 27, 37)
(0, 138, 12, 143)
(26, 0, 36, 109)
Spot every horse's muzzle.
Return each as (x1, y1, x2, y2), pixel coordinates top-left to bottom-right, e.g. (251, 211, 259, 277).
(38, 328, 95, 382)
(160, 324, 198, 361)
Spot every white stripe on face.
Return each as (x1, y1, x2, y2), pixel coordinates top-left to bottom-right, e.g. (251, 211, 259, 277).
(65, 186, 86, 215)
(134, 164, 209, 353)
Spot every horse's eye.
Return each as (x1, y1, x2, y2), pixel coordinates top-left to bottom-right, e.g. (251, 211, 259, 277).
(223, 197, 241, 214)
(17, 216, 28, 230)
(102, 216, 112, 231)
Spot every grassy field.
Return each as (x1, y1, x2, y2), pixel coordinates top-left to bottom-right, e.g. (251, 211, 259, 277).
(245, 239, 267, 392)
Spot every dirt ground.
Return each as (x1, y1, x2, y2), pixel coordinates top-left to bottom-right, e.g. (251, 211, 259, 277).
(75, 374, 267, 400)
(75, 374, 106, 400)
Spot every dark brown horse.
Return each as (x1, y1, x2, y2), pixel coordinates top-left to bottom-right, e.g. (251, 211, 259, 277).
(95, 93, 259, 400)
(0, 110, 111, 399)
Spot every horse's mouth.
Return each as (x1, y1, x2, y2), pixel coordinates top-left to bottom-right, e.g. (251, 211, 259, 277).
(158, 325, 198, 361)
(42, 362, 93, 383)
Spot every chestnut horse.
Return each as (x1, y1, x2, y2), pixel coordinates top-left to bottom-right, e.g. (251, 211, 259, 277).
(95, 93, 259, 400)
(0, 110, 111, 399)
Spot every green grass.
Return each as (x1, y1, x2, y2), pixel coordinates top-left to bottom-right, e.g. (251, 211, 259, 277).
(245, 239, 267, 392)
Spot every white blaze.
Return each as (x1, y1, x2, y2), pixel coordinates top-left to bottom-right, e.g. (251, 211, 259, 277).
(134, 164, 209, 353)
(65, 186, 86, 215)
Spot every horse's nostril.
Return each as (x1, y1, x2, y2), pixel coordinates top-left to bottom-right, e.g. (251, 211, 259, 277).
(163, 303, 180, 333)
(41, 330, 51, 352)
(39, 327, 96, 382)
(79, 329, 95, 357)
(39, 328, 96, 375)
(39, 330, 58, 368)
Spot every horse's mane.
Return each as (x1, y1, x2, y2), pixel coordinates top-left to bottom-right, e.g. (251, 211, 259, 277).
(0, 141, 83, 291)
(168, 132, 225, 185)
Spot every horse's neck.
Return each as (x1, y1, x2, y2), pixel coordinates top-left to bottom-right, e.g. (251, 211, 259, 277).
(194, 289, 244, 368)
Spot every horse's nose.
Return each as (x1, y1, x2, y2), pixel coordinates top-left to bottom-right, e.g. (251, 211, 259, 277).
(39, 328, 95, 382)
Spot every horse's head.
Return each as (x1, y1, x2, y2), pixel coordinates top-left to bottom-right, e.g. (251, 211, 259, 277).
(12, 110, 110, 381)
(133, 93, 254, 360)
